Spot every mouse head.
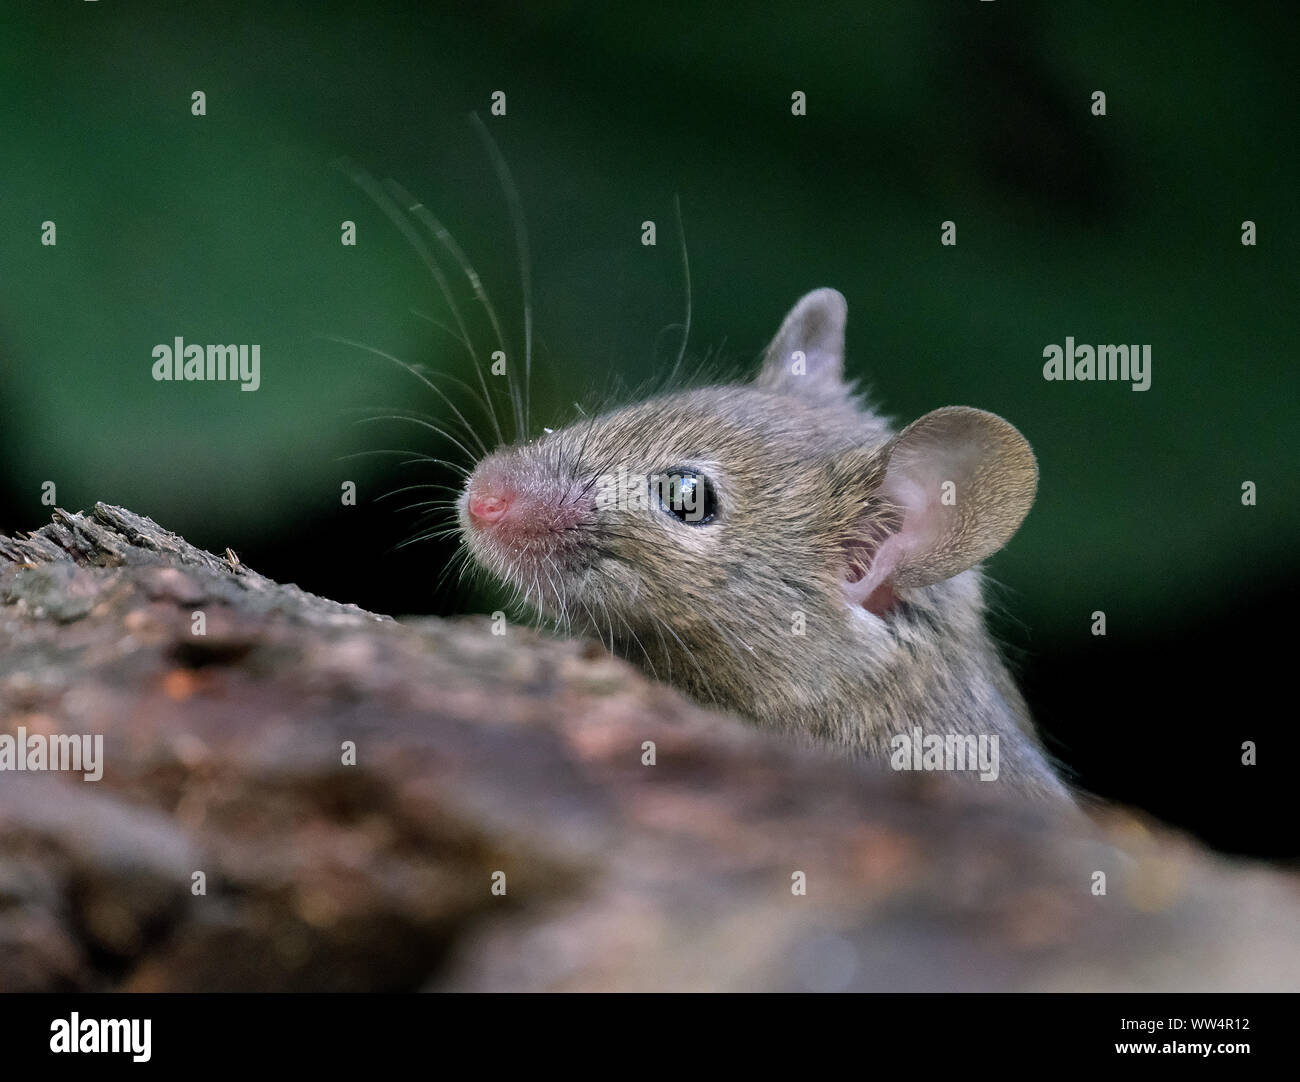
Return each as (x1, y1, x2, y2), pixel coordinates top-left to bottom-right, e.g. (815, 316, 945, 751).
(458, 289, 1036, 700)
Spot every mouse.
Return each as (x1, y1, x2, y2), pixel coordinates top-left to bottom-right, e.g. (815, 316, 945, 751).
(455, 288, 1071, 801)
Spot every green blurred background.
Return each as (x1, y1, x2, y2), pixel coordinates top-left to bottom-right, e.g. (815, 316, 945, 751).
(1, 1, 1294, 853)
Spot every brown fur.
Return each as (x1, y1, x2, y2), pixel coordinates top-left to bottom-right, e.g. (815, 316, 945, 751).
(459, 290, 1071, 802)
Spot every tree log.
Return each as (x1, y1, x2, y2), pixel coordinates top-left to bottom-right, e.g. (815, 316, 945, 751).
(0, 504, 1294, 991)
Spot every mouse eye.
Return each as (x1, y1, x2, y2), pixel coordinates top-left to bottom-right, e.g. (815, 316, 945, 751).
(656, 469, 717, 525)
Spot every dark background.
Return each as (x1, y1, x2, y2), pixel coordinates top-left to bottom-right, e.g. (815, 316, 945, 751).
(1, 2, 1294, 856)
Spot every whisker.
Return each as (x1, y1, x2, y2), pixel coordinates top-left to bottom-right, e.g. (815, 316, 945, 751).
(650, 614, 717, 705)
(320, 333, 490, 458)
(375, 482, 463, 502)
(386, 179, 510, 449)
(349, 412, 481, 465)
(392, 499, 460, 515)
(667, 193, 692, 386)
(407, 307, 468, 350)
(332, 158, 499, 449)
(336, 448, 471, 478)
(472, 112, 533, 442)
(433, 543, 473, 596)
(613, 607, 657, 682)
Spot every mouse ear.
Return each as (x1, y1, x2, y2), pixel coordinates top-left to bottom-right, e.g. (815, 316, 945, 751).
(755, 288, 847, 398)
(844, 407, 1038, 612)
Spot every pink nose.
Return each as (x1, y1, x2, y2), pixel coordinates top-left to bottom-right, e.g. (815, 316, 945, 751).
(468, 491, 511, 525)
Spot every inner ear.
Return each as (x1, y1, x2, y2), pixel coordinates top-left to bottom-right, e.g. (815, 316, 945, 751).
(842, 407, 1038, 613)
(755, 288, 848, 399)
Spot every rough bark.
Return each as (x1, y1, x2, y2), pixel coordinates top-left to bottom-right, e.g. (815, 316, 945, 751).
(0, 504, 1295, 991)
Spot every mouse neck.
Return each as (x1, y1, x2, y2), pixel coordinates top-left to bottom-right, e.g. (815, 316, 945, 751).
(609, 570, 1069, 800)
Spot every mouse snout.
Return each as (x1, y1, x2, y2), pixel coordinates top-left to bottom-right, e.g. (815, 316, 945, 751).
(461, 455, 591, 547)
(466, 489, 512, 526)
